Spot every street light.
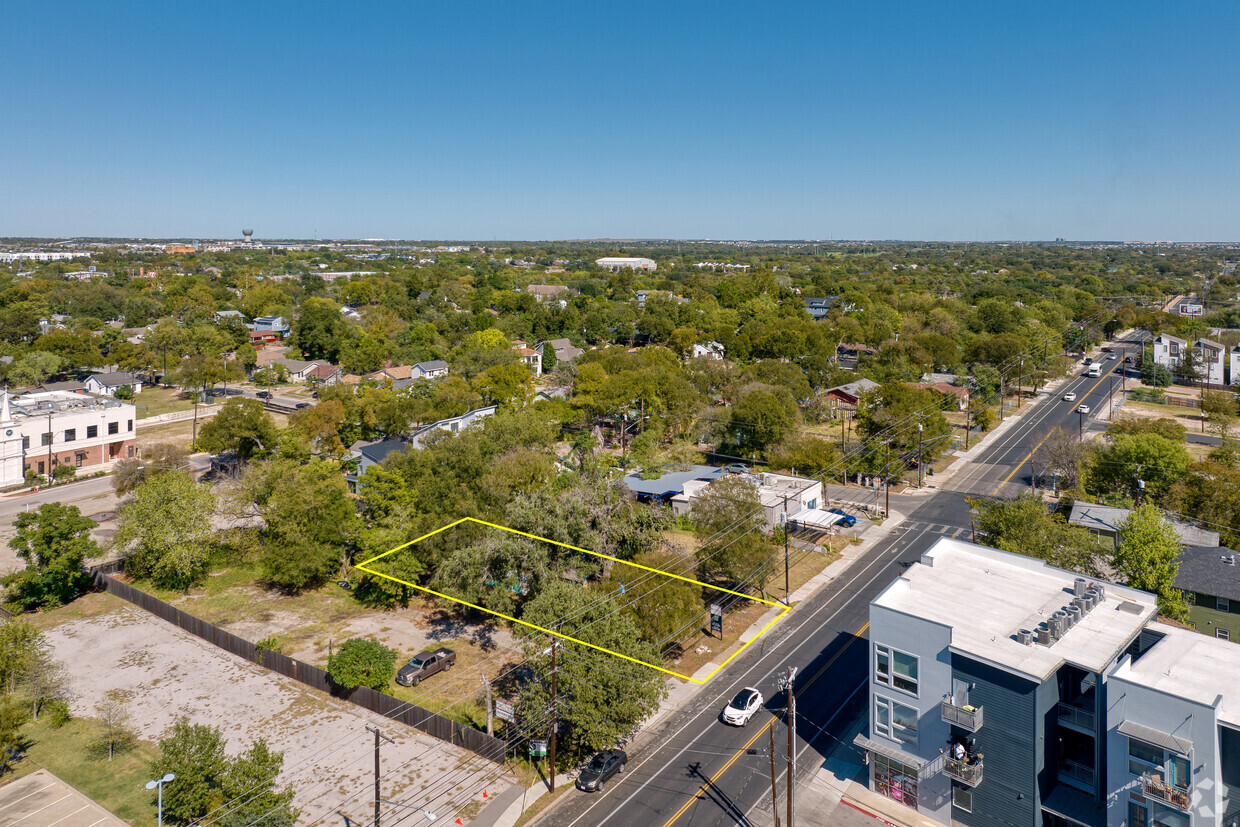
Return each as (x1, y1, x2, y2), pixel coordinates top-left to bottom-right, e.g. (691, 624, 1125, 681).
(146, 773, 176, 827)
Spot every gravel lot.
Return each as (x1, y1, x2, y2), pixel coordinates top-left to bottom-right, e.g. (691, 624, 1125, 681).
(43, 601, 513, 825)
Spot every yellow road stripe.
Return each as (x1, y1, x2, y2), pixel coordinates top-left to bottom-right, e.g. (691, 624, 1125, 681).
(661, 621, 869, 826)
(989, 369, 1116, 496)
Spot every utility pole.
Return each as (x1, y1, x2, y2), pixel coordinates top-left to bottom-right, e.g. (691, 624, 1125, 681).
(883, 440, 890, 517)
(768, 725, 781, 827)
(1108, 376, 1115, 422)
(45, 411, 52, 483)
(841, 414, 847, 452)
(964, 404, 971, 450)
(917, 422, 924, 488)
(999, 377, 1004, 422)
(192, 390, 199, 449)
(782, 495, 791, 605)
(365, 725, 394, 827)
(549, 638, 558, 793)
(1017, 358, 1023, 409)
(779, 666, 799, 827)
(483, 673, 493, 736)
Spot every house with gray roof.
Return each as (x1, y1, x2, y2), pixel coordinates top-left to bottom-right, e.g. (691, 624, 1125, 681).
(409, 405, 497, 449)
(540, 339, 584, 363)
(85, 371, 142, 397)
(345, 438, 410, 492)
(1068, 501, 1220, 549)
(1176, 545, 1240, 643)
(622, 465, 725, 503)
(411, 360, 449, 380)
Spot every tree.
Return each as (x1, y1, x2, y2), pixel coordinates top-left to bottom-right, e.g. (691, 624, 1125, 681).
(149, 719, 295, 826)
(173, 353, 226, 399)
(0, 620, 44, 694)
(1113, 505, 1190, 621)
(598, 549, 703, 647)
(1140, 361, 1172, 388)
(327, 638, 397, 690)
(93, 689, 136, 761)
(541, 342, 558, 374)
(114, 472, 216, 590)
(1202, 390, 1238, 441)
(729, 388, 799, 456)
(969, 494, 1105, 576)
(242, 458, 359, 592)
(691, 476, 775, 591)
(197, 399, 277, 460)
(855, 383, 952, 468)
(3, 503, 99, 612)
(7, 351, 64, 387)
(290, 297, 347, 361)
(17, 641, 68, 723)
(472, 363, 533, 407)
(112, 442, 189, 496)
(515, 580, 667, 763)
(1088, 433, 1191, 503)
(1030, 426, 1088, 493)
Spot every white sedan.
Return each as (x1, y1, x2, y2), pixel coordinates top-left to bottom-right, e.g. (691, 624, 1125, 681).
(1063, 392, 1077, 402)
(1077, 404, 1091, 415)
(721, 687, 764, 726)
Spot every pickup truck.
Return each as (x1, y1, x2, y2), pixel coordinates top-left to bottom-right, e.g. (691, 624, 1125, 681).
(396, 647, 456, 687)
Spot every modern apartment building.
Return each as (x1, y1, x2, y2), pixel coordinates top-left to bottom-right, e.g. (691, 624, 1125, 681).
(856, 537, 1194, 827)
(1152, 334, 1187, 370)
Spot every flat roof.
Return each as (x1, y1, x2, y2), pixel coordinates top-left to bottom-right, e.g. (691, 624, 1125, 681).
(623, 465, 723, 497)
(873, 538, 1158, 681)
(1112, 622, 1240, 727)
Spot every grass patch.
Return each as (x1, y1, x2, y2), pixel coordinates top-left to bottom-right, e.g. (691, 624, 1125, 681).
(383, 634, 522, 728)
(10, 716, 161, 826)
(132, 386, 195, 419)
(21, 591, 133, 633)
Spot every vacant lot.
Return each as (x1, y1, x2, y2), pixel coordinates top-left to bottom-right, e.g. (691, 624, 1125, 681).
(41, 593, 514, 825)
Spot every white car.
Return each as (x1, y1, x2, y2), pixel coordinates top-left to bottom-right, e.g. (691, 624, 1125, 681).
(1077, 404, 1091, 414)
(1063, 392, 1077, 402)
(1107, 354, 1118, 361)
(721, 687, 764, 726)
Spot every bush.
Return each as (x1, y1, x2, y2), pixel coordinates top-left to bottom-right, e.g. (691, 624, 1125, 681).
(45, 699, 71, 728)
(327, 638, 397, 690)
(52, 465, 76, 482)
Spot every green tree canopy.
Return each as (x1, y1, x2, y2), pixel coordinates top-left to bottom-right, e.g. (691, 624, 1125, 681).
(3, 503, 100, 612)
(691, 475, 774, 591)
(197, 398, 277, 460)
(1113, 505, 1189, 622)
(328, 638, 397, 690)
(1087, 433, 1191, 502)
(969, 493, 1104, 575)
(115, 472, 216, 590)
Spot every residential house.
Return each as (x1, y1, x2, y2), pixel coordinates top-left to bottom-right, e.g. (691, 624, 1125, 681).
(249, 329, 280, 349)
(84, 372, 142, 397)
(819, 378, 880, 417)
(410, 360, 449, 380)
(367, 365, 415, 389)
(622, 465, 726, 504)
(250, 316, 290, 336)
(408, 405, 497, 449)
(909, 381, 971, 411)
(540, 339, 584, 364)
(345, 438, 409, 492)
(1192, 337, 1226, 385)
(669, 471, 823, 529)
(305, 364, 342, 386)
(853, 536, 1240, 827)
(214, 310, 245, 323)
(270, 358, 328, 383)
(690, 341, 724, 360)
(803, 296, 839, 320)
(1176, 545, 1240, 642)
(511, 343, 542, 376)
(1151, 333, 1187, 370)
(525, 284, 576, 303)
(1232, 345, 1240, 387)
(1068, 502, 1220, 549)
(595, 257, 656, 272)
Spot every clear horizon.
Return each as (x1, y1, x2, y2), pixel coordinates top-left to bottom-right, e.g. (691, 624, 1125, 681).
(5, 1, 1239, 241)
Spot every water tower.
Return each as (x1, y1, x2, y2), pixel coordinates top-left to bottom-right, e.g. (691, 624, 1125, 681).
(242, 229, 254, 244)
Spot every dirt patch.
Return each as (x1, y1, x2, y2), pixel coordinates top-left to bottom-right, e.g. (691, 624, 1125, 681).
(42, 606, 514, 825)
(288, 605, 519, 666)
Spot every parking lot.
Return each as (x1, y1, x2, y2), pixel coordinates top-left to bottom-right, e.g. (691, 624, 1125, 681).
(0, 770, 127, 827)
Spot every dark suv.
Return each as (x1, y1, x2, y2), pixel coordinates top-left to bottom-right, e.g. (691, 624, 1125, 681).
(396, 647, 456, 687)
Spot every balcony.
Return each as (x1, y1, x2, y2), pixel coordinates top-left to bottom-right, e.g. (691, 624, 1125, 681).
(1057, 701, 1097, 732)
(944, 756, 983, 787)
(1057, 759, 1096, 789)
(1143, 773, 1191, 812)
(940, 699, 983, 732)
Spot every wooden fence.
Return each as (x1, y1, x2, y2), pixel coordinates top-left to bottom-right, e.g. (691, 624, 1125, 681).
(91, 572, 505, 763)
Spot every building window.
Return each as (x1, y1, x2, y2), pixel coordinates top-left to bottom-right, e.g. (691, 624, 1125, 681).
(1128, 800, 1148, 827)
(21, 436, 29, 450)
(128, 446, 135, 458)
(1187, 592, 1196, 606)
(1219, 597, 1231, 613)
(1219, 628, 1231, 641)
(127, 419, 133, 432)
(874, 696, 919, 747)
(875, 644, 919, 695)
(952, 785, 972, 812)
(36, 462, 44, 475)
(41, 432, 52, 446)
(87, 425, 97, 438)
(872, 753, 918, 808)
(64, 429, 75, 442)
(108, 422, 119, 435)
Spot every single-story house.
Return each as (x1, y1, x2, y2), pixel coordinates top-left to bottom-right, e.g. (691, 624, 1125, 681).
(305, 364, 342, 386)
(409, 405, 498, 449)
(1068, 502, 1220, 549)
(819, 379, 880, 416)
(803, 296, 839, 320)
(249, 329, 281, 349)
(540, 338, 584, 363)
(622, 465, 725, 503)
(411, 360, 449, 380)
(909, 381, 971, 410)
(271, 358, 328, 383)
(1176, 546, 1240, 642)
(367, 365, 415, 389)
(669, 471, 823, 529)
(85, 371, 142, 397)
(691, 342, 725, 361)
(214, 310, 246, 323)
(837, 342, 879, 359)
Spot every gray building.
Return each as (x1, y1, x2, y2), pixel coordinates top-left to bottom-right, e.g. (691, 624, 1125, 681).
(1068, 503, 1219, 550)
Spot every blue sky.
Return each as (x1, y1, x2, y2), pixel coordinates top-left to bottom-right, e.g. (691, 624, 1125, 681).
(4, 0, 1239, 240)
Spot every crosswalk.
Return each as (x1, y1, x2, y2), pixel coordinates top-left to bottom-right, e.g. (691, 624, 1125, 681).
(897, 520, 971, 539)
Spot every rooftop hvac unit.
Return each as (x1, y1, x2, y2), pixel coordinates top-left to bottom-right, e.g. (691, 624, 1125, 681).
(1073, 596, 1090, 614)
(1017, 629, 1034, 645)
(1084, 591, 1098, 611)
(1066, 605, 1083, 627)
(1074, 577, 1088, 597)
(1037, 626, 1054, 646)
(1093, 583, 1106, 600)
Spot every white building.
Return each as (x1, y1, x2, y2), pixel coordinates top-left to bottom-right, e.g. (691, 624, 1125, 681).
(1193, 337, 1226, 385)
(408, 405, 497, 449)
(596, 257, 657, 272)
(1152, 333, 1187, 370)
(84, 372, 143, 397)
(0, 391, 138, 486)
(671, 471, 822, 529)
(1232, 345, 1240, 387)
(0, 251, 91, 263)
(690, 341, 725, 360)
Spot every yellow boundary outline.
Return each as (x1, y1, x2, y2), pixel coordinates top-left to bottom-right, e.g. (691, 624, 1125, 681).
(354, 517, 789, 683)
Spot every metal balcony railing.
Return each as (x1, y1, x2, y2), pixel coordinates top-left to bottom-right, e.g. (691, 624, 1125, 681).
(1142, 773, 1191, 812)
(944, 757, 983, 787)
(1057, 701, 1097, 731)
(1058, 759, 1096, 787)
(940, 699, 983, 732)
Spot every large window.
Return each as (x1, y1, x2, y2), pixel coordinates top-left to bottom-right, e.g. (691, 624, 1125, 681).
(872, 753, 918, 809)
(64, 429, 75, 442)
(108, 421, 119, 435)
(1219, 597, 1231, 613)
(1128, 800, 1148, 827)
(41, 432, 52, 446)
(952, 785, 972, 812)
(874, 696, 919, 746)
(1220, 628, 1231, 641)
(86, 425, 97, 439)
(1128, 738, 1189, 789)
(875, 644, 919, 695)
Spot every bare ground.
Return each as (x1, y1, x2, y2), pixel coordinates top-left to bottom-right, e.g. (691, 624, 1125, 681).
(42, 600, 514, 825)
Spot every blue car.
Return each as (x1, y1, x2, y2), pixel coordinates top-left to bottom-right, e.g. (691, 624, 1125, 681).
(827, 508, 857, 528)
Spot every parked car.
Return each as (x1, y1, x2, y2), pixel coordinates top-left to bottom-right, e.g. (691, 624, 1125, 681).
(294, 402, 310, 409)
(1077, 404, 1091, 415)
(826, 508, 857, 528)
(311, 390, 319, 399)
(575, 749, 627, 792)
(1063, 392, 1077, 402)
(395, 647, 456, 687)
(256, 391, 272, 399)
(722, 463, 751, 474)
(721, 687, 763, 726)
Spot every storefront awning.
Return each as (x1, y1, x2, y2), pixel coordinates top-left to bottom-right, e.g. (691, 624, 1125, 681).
(852, 734, 927, 772)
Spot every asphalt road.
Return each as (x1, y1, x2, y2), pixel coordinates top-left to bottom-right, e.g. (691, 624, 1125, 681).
(539, 366, 1128, 827)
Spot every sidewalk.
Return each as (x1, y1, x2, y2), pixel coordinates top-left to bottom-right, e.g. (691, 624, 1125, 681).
(471, 510, 914, 827)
